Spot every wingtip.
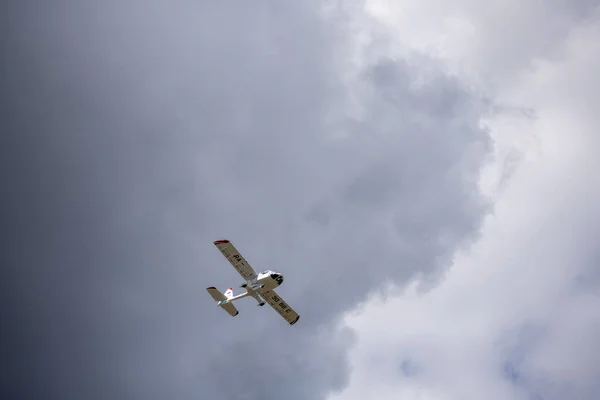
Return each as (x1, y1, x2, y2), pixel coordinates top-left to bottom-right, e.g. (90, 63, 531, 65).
(214, 239, 230, 244)
(291, 315, 300, 325)
(207, 286, 216, 290)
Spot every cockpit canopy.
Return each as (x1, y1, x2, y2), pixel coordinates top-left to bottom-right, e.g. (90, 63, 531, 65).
(270, 272, 284, 285)
(260, 270, 284, 285)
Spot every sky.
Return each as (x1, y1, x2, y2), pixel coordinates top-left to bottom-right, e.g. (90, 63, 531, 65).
(1, 1, 598, 400)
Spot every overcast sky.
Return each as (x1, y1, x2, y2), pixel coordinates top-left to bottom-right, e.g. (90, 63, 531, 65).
(1, 1, 599, 400)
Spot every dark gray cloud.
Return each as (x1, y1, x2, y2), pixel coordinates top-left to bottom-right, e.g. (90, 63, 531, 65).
(1, 1, 491, 399)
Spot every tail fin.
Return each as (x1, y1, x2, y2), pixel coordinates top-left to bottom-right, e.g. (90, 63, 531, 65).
(224, 288, 233, 298)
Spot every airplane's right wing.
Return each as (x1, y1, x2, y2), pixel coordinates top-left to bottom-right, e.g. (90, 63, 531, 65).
(213, 239, 258, 281)
(260, 289, 300, 325)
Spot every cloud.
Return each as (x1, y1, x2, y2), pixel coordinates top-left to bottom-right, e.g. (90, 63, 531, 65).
(0, 0, 499, 399)
(330, 2, 600, 400)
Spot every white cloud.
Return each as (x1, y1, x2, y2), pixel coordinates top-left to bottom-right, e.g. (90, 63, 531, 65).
(329, 2, 600, 400)
(3, 1, 498, 399)
(6, 1, 598, 399)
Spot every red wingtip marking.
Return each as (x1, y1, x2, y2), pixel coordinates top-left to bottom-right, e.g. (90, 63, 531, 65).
(214, 239, 230, 244)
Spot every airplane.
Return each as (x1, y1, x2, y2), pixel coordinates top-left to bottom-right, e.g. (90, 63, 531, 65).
(206, 239, 300, 326)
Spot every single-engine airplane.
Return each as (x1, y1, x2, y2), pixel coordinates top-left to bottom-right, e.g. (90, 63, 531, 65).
(206, 239, 300, 326)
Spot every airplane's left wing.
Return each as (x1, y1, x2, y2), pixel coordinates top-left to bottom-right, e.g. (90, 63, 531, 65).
(260, 289, 300, 325)
(213, 239, 258, 281)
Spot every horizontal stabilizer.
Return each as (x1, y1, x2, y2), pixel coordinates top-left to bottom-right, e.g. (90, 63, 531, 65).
(206, 287, 239, 317)
(219, 302, 239, 317)
(206, 287, 226, 302)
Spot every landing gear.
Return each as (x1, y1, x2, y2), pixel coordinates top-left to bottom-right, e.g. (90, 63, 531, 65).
(257, 302, 265, 306)
(240, 283, 247, 288)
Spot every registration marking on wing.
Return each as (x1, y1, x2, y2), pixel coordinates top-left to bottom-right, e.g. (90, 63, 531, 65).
(213, 239, 257, 281)
(261, 289, 300, 325)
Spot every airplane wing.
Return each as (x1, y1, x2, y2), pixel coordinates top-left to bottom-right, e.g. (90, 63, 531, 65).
(213, 239, 258, 281)
(260, 289, 300, 325)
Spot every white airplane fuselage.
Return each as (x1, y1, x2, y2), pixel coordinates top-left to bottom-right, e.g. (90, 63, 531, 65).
(219, 270, 284, 305)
